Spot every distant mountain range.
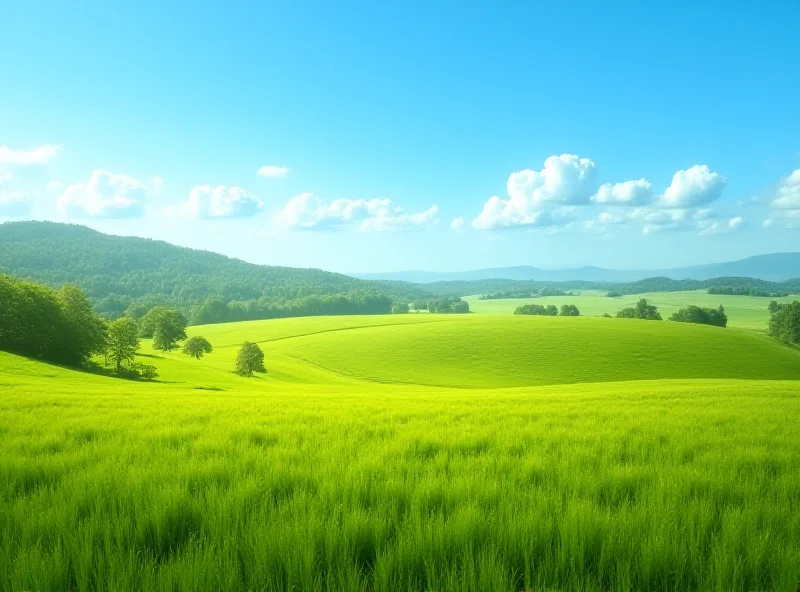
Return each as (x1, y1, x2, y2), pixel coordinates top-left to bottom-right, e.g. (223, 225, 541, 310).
(355, 253, 800, 284)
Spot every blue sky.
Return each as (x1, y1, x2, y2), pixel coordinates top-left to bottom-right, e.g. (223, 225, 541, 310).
(1, 0, 799, 273)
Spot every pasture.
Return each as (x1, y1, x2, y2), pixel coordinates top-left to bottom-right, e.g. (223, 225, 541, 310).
(464, 290, 795, 331)
(2, 314, 800, 591)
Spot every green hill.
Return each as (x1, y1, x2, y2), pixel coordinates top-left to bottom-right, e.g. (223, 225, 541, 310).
(0, 221, 429, 318)
(3, 314, 800, 590)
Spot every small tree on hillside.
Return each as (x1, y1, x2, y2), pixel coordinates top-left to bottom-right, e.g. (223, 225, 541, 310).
(768, 300, 781, 314)
(182, 336, 213, 359)
(392, 302, 410, 314)
(106, 317, 140, 373)
(560, 304, 580, 317)
(545, 305, 559, 316)
(617, 298, 662, 320)
(236, 341, 266, 377)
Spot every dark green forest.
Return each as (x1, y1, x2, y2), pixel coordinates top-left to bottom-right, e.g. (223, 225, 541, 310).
(0, 222, 428, 322)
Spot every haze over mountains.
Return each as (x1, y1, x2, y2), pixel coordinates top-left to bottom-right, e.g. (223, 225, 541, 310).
(355, 253, 800, 284)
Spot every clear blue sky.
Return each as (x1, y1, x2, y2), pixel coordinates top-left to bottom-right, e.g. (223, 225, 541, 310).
(1, 0, 799, 273)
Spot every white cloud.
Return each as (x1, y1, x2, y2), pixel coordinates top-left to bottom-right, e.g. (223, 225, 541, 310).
(0, 145, 61, 165)
(170, 185, 263, 219)
(0, 190, 30, 217)
(0, 172, 12, 186)
(507, 154, 597, 206)
(57, 170, 149, 218)
(450, 216, 465, 231)
(257, 165, 289, 178)
(761, 209, 800, 230)
(151, 176, 164, 194)
(472, 154, 597, 230)
(631, 208, 691, 234)
(770, 169, 800, 209)
(660, 165, 727, 208)
(696, 216, 744, 236)
(46, 180, 62, 190)
(278, 193, 439, 231)
(591, 179, 653, 205)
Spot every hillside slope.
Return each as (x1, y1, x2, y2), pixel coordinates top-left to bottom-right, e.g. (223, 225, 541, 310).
(0, 221, 428, 313)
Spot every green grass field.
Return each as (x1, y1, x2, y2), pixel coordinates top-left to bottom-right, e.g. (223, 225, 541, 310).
(464, 290, 795, 331)
(2, 314, 800, 590)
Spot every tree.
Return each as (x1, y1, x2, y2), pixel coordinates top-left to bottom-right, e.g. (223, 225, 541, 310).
(769, 300, 781, 314)
(453, 301, 470, 313)
(670, 304, 727, 328)
(106, 317, 140, 372)
(236, 341, 266, 377)
(545, 305, 559, 316)
(392, 302, 410, 314)
(58, 284, 108, 365)
(617, 299, 662, 320)
(560, 304, 580, 316)
(769, 300, 800, 347)
(140, 306, 188, 351)
(182, 336, 213, 359)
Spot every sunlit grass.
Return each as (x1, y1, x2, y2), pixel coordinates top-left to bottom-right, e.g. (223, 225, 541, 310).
(465, 289, 795, 331)
(2, 314, 800, 590)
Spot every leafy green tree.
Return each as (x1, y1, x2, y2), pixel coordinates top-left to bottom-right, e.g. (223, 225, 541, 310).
(617, 299, 662, 320)
(769, 301, 800, 347)
(182, 336, 213, 359)
(768, 300, 781, 314)
(453, 301, 470, 313)
(560, 304, 580, 316)
(58, 284, 108, 364)
(236, 341, 266, 377)
(545, 305, 559, 316)
(140, 306, 188, 351)
(670, 305, 727, 327)
(392, 302, 410, 314)
(106, 317, 140, 372)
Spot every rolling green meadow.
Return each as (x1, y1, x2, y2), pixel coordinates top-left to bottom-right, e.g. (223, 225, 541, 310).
(2, 313, 800, 590)
(464, 291, 796, 332)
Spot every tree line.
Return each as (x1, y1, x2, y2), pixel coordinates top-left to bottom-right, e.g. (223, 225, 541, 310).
(514, 304, 580, 316)
(410, 297, 470, 313)
(479, 288, 572, 300)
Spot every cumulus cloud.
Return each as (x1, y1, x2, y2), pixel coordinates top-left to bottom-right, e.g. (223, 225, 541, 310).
(473, 154, 596, 230)
(46, 180, 62, 190)
(170, 185, 263, 219)
(0, 190, 30, 217)
(660, 165, 727, 208)
(450, 216, 465, 231)
(0, 145, 60, 165)
(278, 193, 439, 231)
(770, 169, 800, 209)
(57, 170, 149, 218)
(591, 179, 653, 206)
(0, 172, 12, 186)
(258, 165, 289, 178)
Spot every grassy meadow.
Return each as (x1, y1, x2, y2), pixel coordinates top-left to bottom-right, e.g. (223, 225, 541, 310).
(464, 290, 795, 331)
(2, 314, 800, 590)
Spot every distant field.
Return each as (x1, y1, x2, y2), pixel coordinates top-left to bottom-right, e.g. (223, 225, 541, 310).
(2, 314, 800, 590)
(465, 290, 796, 331)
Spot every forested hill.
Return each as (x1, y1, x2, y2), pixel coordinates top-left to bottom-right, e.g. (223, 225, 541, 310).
(0, 222, 429, 320)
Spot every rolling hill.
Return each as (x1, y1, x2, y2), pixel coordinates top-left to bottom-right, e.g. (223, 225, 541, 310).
(0, 221, 429, 316)
(3, 313, 800, 590)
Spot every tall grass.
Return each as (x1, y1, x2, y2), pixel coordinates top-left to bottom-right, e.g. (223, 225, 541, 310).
(2, 364, 799, 590)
